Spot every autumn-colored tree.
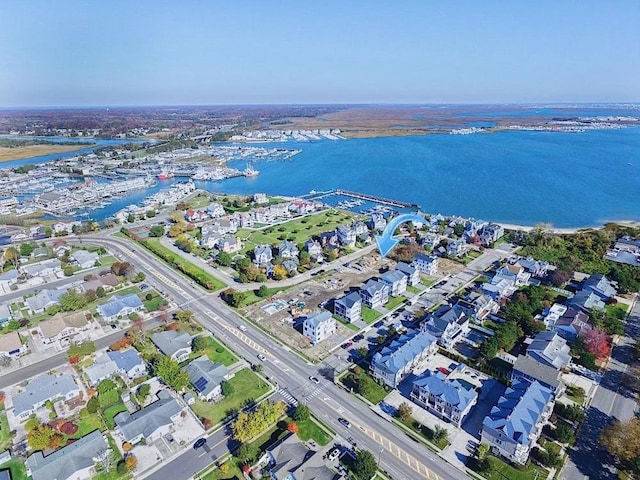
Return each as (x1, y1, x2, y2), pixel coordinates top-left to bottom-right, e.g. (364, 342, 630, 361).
(109, 337, 132, 351)
(232, 401, 286, 443)
(122, 442, 132, 452)
(600, 418, 640, 462)
(583, 328, 610, 360)
(287, 422, 299, 434)
(49, 433, 64, 450)
(272, 264, 287, 281)
(396, 402, 413, 422)
(0, 391, 5, 405)
(28, 424, 56, 450)
(125, 454, 138, 470)
(219, 462, 231, 474)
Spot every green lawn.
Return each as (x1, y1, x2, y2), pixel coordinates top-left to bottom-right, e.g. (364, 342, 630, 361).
(69, 412, 106, 440)
(237, 210, 361, 253)
(479, 456, 548, 480)
(0, 408, 13, 450)
(333, 315, 361, 332)
(187, 193, 213, 209)
(566, 385, 586, 405)
(341, 370, 389, 404)
(606, 303, 628, 321)
(103, 404, 128, 429)
(407, 285, 421, 294)
(143, 295, 168, 312)
(361, 306, 382, 324)
(188, 337, 238, 366)
(1, 459, 28, 480)
(98, 255, 117, 268)
(385, 296, 407, 311)
(398, 417, 449, 450)
(191, 369, 271, 425)
(141, 238, 226, 291)
(294, 416, 333, 446)
(242, 285, 290, 307)
(421, 278, 435, 287)
(201, 462, 242, 480)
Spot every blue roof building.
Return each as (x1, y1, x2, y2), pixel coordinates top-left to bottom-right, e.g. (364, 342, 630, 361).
(583, 274, 617, 300)
(411, 370, 478, 427)
(371, 329, 437, 388)
(106, 349, 148, 379)
(481, 379, 554, 465)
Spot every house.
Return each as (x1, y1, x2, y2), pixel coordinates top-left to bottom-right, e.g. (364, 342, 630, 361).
(302, 311, 337, 345)
(334, 292, 362, 323)
(360, 279, 389, 309)
(31, 246, 49, 259)
(478, 223, 504, 246)
(352, 221, 369, 237)
(71, 250, 99, 269)
(369, 213, 387, 231)
(26, 287, 67, 314)
(419, 233, 440, 250)
(481, 379, 554, 465)
(22, 258, 62, 278)
(151, 331, 193, 362)
(410, 370, 478, 427)
(304, 240, 323, 260)
(262, 433, 340, 480)
(0, 331, 25, 357)
(84, 354, 119, 386)
(253, 245, 273, 266)
(253, 193, 268, 205)
(26, 430, 109, 480)
(278, 240, 299, 259)
(552, 307, 593, 340)
(454, 292, 498, 322)
(517, 257, 550, 277)
(52, 221, 81, 234)
(37, 311, 90, 344)
(97, 294, 144, 322)
(336, 225, 357, 247)
(396, 262, 420, 286)
(185, 209, 207, 223)
(423, 305, 470, 348)
(567, 290, 606, 312)
(218, 235, 242, 254)
(582, 274, 617, 301)
(12, 373, 82, 419)
(446, 239, 468, 257)
(481, 274, 517, 301)
(525, 331, 571, 370)
(0, 270, 18, 288)
(201, 231, 222, 249)
(206, 202, 226, 218)
(540, 303, 568, 330)
(412, 253, 439, 275)
(236, 212, 255, 228)
(318, 231, 338, 249)
(0, 304, 12, 327)
(114, 390, 183, 444)
(282, 260, 298, 273)
(495, 264, 531, 286)
(82, 273, 119, 293)
(512, 355, 564, 394)
(381, 269, 407, 297)
(106, 349, 147, 379)
(185, 356, 233, 400)
(371, 329, 438, 388)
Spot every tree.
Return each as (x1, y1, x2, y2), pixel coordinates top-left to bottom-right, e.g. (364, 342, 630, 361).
(256, 285, 269, 298)
(146, 210, 156, 218)
(353, 449, 378, 480)
(19, 242, 35, 257)
(149, 225, 165, 237)
(25, 415, 40, 431)
(583, 328, 610, 360)
(552, 423, 575, 444)
(601, 418, 640, 463)
(231, 400, 286, 443)
(96, 286, 106, 298)
(125, 454, 138, 471)
(236, 442, 259, 463)
(127, 214, 135, 223)
(292, 404, 311, 423)
(137, 383, 151, 404)
(217, 251, 232, 266)
(4, 246, 20, 269)
(154, 356, 189, 391)
(221, 380, 234, 396)
(272, 264, 287, 280)
(111, 261, 133, 277)
(27, 424, 55, 451)
(431, 425, 449, 444)
(84, 289, 97, 302)
(87, 397, 99, 414)
(192, 335, 210, 352)
(97, 379, 117, 395)
(287, 422, 299, 434)
(59, 289, 88, 311)
(396, 402, 413, 422)
(133, 272, 146, 283)
(63, 265, 74, 276)
(175, 310, 194, 322)
(49, 433, 64, 450)
(45, 304, 60, 316)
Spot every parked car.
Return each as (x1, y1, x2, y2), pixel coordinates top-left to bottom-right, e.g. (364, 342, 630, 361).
(328, 447, 341, 462)
(193, 438, 206, 449)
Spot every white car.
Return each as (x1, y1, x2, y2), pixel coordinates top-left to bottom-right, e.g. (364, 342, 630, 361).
(238, 325, 247, 332)
(257, 354, 267, 361)
(309, 376, 320, 384)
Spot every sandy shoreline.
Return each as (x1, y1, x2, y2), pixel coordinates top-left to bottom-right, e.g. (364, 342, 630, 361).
(0, 143, 96, 162)
(497, 221, 640, 234)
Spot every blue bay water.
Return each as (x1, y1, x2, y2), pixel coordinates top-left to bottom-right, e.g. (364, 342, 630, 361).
(3, 129, 639, 228)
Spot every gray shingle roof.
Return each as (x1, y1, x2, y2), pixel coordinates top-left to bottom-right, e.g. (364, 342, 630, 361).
(381, 269, 405, 284)
(526, 332, 571, 370)
(413, 371, 477, 411)
(115, 391, 182, 442)
(304, 311, 333, 329)
(513, 355, 562, 390)
(185, 356, 229, 397)
(335, 292, 361, 309)
(372, 330, 437, 376)
(27, 430, 107, 480)
(106, 349, 145, 374)
(97, 293, 143, 319)
(26, 288, 67, 312)
(361, 279, 387, 296)
(151, 330, 193, 357)
(12, 373, 79, 416)
(71, 250, 98, 266)
(85, 354, 118, 385)
(396, 262, 416, 276)
(482, 379, 552, 446)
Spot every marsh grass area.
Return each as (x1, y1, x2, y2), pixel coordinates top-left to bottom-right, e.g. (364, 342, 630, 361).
(0, 143, 96, 161)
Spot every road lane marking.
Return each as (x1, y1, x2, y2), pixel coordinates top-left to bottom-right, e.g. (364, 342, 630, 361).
(200, 312, 270, 355)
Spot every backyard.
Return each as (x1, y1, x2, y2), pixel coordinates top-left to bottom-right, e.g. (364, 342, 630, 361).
(190, 369, 271, 425)
(477, 456, 548, 480)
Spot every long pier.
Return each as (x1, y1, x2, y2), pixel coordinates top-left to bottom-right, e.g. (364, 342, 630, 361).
(336, 189, 419, 208)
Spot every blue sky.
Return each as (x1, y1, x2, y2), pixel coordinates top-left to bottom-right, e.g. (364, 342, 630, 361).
(1, 1, 638, 106)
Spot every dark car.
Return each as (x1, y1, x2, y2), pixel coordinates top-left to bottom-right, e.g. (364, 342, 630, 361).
(374, 321, 384, 328)
(353, 335, 364, 342)
(194, 438, 206, 449)
(338, 417, 352, 429)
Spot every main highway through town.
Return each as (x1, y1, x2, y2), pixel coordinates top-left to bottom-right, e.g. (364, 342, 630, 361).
(7, 233, 468, 480)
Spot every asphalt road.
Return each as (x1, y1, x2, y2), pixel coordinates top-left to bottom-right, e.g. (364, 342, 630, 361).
(65, 234, 467, 480)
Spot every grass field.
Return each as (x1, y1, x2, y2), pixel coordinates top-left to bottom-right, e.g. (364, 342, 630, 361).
(479, 456, 548, 480)
(1, 459, 28, 480)
(342, 370, 389, 404)
(361, 306, 382, 324)
(191, 369, 271, 425)
(333, 315, 361, 331)
(385, 296, 407, 311)
(294, 416, 333, 446)
(72, 412, 106, 438)
(242, 285, 290, 307)
(0, 408, 13, 450)
(188, 337, 238, 366)
(103, 403, 128, 429)
(236, 210, 360, 253)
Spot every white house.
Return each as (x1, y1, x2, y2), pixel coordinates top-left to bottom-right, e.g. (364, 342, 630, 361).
(334, 292, 362, 323)
(381, 269, 407, 297)
(253, 245, 273, 266)
(12, 373, 82, 419)
(336, 225, 357, 248)
(97, 294, 144, 322)
(185, 356, 233, 400)
(423, 305, 470, 349)
(396, 262, 420, 286)
(106, 349, 148, 379)
(360, 279, 389, 309)
(71, 250, 99, 269)
(302, 311, 337, 345)
(37, 311, 91, 344)
(412, 253, 439, 275)
(114, 390, 183, 444)
(151, 330, 193, 362)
